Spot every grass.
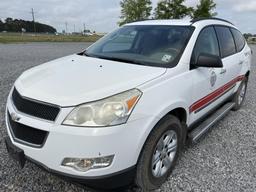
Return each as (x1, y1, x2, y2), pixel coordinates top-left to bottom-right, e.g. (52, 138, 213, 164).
(0, 33, 102, 43)
(248, 41, 256, 44)
(2, 32, 253, 45)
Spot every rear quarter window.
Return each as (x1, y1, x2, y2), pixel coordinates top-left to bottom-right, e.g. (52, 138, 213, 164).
(215, 26, 236, 58)
(231, 28, 245, 52)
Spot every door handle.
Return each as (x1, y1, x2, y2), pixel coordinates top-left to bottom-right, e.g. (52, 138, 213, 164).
(220, 68, 227, 74)
(238, 61, 243, 65)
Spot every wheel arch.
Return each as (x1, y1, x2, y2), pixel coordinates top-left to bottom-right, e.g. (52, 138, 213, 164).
(136, 106, 188, 165)
(167, 107, 187, 125)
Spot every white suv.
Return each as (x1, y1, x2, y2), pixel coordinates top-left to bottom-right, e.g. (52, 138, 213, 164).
(5, 18, 251, 191)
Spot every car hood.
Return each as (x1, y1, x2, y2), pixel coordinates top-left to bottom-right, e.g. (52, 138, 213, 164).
(15, 54, 166, 106)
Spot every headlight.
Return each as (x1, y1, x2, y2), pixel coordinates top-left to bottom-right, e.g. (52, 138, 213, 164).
(63, 89, 142, 127)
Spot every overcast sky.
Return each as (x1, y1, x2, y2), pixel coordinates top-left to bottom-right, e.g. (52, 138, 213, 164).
(0, 0, 256, 33)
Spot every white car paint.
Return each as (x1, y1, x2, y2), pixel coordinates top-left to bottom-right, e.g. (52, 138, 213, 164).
(15, 55, 166, 106)
(5, 19, 251, 181)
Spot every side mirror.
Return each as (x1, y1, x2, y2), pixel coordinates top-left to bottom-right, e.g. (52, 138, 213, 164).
(194, 53, 223, 68)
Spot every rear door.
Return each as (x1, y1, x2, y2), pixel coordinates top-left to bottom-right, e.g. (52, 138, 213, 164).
(230, 28, 247, 74)
(214, 26, 241, 97)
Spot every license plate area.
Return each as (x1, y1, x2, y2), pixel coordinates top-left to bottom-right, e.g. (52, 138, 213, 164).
(5, 137, 26, 168)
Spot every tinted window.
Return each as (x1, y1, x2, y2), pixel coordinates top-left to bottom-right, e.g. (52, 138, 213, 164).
(192, 26, 219, 64)
(215, 26, 236, 58)
(231, 28, 245, 52)
(86, 25, 194, 67)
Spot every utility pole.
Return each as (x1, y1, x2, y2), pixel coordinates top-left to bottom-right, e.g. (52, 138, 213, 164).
(65, 22, 68, 34)
(73, 24, 76, 33)
(83, 23, 86, 33)
(30, 8, 36, 33)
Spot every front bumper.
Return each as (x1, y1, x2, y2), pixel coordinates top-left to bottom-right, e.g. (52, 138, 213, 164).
(5, 94, 156, 186)
(5, 136, 136, 189)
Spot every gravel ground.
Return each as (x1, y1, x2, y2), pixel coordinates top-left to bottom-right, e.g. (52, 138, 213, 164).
(0, 43, 255, 192)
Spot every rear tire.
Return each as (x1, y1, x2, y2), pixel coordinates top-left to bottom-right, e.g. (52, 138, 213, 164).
(232, 77, 248, 111)
(135, 115, 184, 191)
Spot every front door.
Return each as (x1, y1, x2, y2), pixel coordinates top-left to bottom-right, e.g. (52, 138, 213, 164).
(189, 26, 224, 124)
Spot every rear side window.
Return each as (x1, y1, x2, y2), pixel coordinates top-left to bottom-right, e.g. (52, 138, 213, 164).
(192, 26, 219, 64)
(215, 26, 236, 58)
(231, 28, 245, 52)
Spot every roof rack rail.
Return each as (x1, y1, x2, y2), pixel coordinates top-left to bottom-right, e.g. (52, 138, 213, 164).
(190, 17, 234, 25)
(129, 18, 155, 23)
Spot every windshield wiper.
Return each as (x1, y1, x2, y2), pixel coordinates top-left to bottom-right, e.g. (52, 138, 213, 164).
(83, 50, 91, 57)
(91, 55, 148, 66)
(82, 51, 152, 66)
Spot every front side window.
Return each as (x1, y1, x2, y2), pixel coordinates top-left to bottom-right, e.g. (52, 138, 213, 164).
(215, 26, 236, 58)
(231, 28, 245, 52)
(85, 25, 194, 67)
(192, 26, 219, 64)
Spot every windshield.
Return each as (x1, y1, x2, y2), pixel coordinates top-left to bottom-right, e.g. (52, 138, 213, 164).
(85, 25, 194, 67)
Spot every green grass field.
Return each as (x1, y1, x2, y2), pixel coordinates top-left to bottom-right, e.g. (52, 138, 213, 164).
(0, 33, 102, 43)
(1, 32, 253, 45)
(247, 40, 256, 44)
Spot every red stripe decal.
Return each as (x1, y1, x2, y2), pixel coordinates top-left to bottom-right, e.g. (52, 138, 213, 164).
(189, 75, 244, 113)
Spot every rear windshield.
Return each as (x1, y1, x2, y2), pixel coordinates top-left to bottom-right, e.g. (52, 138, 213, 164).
(85, 25, 194, 68)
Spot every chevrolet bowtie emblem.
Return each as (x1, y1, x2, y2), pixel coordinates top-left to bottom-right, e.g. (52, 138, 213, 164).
(10, 112, 21, 122)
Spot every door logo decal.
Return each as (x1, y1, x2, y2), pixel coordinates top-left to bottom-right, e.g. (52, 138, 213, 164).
(210, 71, 217, 87)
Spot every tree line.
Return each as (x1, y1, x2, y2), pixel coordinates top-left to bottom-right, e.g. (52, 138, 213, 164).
(119, 0, 217, 26)
(244, 33, 256, 40)
(0, 18, 57, 33)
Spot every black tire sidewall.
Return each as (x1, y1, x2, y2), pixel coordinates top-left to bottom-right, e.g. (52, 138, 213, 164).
(232, 77, 248, 111)
(135, 115, 184, 190)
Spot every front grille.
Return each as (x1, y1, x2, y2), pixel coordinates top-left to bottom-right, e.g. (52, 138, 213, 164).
(12, 88, 60, 121)
(8, 112, 48, 147)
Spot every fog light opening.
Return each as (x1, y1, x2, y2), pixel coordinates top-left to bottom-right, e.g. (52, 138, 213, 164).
(61, 155, 114, 172)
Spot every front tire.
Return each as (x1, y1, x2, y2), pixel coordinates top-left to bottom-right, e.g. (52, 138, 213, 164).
(135, 115, 184, 191)
(232, 77, 248, 111)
